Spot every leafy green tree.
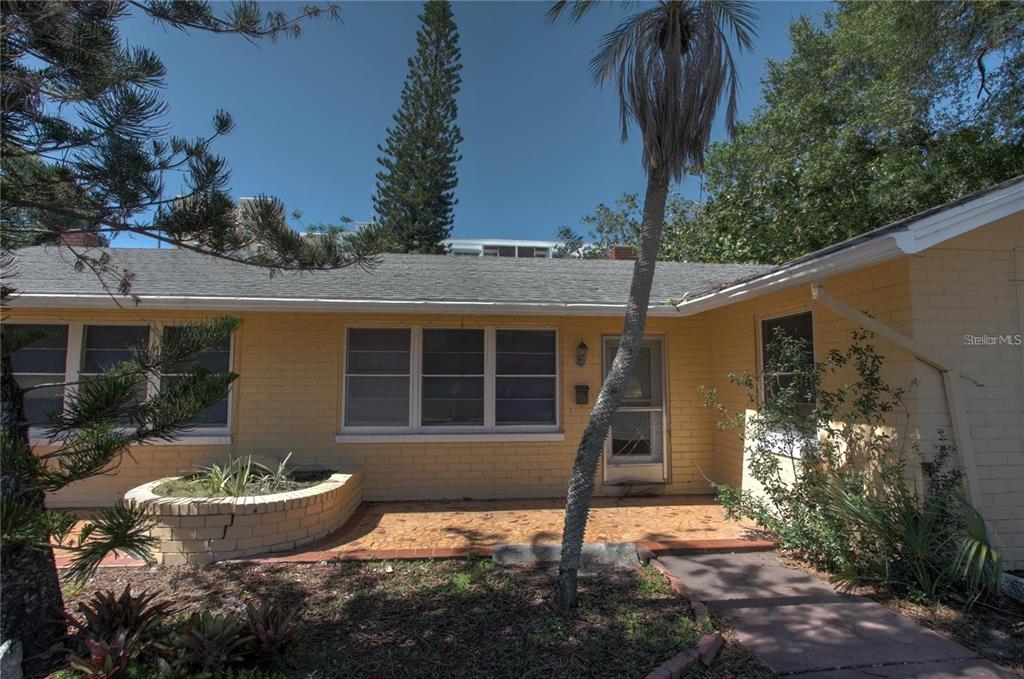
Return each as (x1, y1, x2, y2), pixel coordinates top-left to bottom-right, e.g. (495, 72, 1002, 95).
(0, 2, 379, 673)
(691, 0, 1024, 264)
(373, 0, 463, 254)
(554, 192, 701, 261)
(548, 0, 755, 610)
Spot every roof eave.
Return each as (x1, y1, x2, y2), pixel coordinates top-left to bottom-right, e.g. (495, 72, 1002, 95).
(8, 294, 682, 317)
(674, 177, 1024, 317)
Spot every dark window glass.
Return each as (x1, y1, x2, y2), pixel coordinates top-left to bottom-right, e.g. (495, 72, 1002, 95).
(9, 324, 68, 424)
(761, 312, 814, 408)
(495, 330, 556, 425)
(345, 329, 410, 427)
(421, 329, 484, 426)
(162, 327, 232, 427)
(82, 325, 150, 373)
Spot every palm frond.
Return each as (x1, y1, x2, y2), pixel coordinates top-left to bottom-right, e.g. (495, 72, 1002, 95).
(584, 0, 757, 180)
(65, 502, 158, 581)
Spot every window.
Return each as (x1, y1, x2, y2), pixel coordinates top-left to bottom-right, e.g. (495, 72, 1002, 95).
(9, 324, 68, 424)
(80, 325, 151, 411)
(422, 329, 484, 426)
(516, 246, 549, 258)
(162, 327, 231, 428)
(496, 330, 556, 425)
(344, 328, 411, 427)
(342, 327, 559, 432)
(760, 312, 814, 409)
(482, 245, 516, 257)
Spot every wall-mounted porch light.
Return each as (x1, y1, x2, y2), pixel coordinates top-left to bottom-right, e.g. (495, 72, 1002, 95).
(576, 340, 589, 367)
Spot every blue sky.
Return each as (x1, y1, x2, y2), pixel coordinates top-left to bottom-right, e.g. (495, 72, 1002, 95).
(120, 0, 827, 245)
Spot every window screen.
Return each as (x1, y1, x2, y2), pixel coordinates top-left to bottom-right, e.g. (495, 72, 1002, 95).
(345, 328, 411, 427)
(421, 329, 484, 426)
(495, 330, 556, 425)
(9, 324, 68, 424)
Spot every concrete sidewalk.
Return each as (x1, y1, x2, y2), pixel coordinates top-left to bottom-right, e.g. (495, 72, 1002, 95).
(657, 552, 1017, 678)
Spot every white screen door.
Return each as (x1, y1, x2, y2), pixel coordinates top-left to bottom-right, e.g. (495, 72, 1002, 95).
(602, 337, 667, 484)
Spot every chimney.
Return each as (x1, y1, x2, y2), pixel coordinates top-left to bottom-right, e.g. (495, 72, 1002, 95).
(59, 232, 105, 247)
(608, 245, 635, 261)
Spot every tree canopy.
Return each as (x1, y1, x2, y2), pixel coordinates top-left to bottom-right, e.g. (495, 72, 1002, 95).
(373, 0, 463, 254)
(691, 0, 1024, 264)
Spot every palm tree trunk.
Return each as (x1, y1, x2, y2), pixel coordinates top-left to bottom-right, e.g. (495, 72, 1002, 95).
(557, 170, 670, 611)
(0, 350, 66, 676)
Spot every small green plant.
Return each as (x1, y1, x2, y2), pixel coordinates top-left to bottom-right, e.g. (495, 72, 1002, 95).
(706, 329, 1001, 605)
(154, 453, 319, 498)
(65, 587, 175, 678)
(244, 603, 301, 664)
(161, 611, 252, 677)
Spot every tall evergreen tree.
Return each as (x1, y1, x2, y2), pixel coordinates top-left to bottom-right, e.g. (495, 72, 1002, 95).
(0, 2, 378, 673)
(373, 0, 462, 254)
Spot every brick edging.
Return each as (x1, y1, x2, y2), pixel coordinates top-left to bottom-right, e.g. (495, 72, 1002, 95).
(645, 556, 727, 679)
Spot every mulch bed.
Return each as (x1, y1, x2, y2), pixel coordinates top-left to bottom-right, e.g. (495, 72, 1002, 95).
(58, 558, 753, 678)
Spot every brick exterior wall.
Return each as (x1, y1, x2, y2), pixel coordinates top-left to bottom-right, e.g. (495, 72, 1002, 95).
(907, 214, 1024, 566)
(125, 469, 363, 565)
(14, 213, 1022, 566)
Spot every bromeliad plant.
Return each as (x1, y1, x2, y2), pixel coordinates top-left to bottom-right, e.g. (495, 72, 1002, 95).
(704, 329, 1002, 604)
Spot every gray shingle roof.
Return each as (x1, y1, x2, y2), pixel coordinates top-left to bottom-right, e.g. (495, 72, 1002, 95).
(7, 246, 772, 310)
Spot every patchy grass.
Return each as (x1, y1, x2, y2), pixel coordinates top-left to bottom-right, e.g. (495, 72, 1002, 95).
(57, 559, 745, 678)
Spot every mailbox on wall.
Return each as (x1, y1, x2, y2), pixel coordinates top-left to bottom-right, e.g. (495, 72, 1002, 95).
(575, 384, 589, 405)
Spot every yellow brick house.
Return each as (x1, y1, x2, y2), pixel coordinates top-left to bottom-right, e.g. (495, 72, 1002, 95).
(5, 176, 1023, 566)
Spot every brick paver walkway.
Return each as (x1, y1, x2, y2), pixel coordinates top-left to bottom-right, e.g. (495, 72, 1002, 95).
(323, 495, 756, 554)
(658, 552, 1017, 678)
(56, 495, 771, 567)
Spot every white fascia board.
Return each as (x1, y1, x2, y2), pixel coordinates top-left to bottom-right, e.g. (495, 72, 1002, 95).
(10, 293, 681, 317)
(674, 235, 903, 317)
(890, 180, 1024, 253)
(675, 178, 1024, 317)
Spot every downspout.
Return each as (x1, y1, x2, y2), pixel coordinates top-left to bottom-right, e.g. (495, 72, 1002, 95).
(809, 283, 984, 509)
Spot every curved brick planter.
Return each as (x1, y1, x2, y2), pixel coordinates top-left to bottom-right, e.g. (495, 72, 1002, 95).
(125, 469, 364, 566)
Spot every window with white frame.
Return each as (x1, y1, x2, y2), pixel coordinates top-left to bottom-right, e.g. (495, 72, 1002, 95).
(80, 325, 151, 411)
(9, 324, 68, 425)
(344, 328, 411, 427)
(8, 322, 234, 436)
(161, 326, 232, 428)
(421, 329, 484, 426)
(495, 330, 556, 425)
(342, 327, 559, 432)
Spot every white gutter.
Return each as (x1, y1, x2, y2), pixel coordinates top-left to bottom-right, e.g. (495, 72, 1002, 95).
(9, 293, 681, 317)
(675, 178, 1024, 317)
(811, 284, 984, 511)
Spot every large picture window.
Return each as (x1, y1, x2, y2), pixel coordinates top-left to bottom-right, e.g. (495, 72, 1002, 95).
(9, 324, 68, 424)
(7, 322, 234, 437)
(342, 327, 559, 432)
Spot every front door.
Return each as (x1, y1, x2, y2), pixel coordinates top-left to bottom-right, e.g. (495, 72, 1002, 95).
(602, 337, 667, 484)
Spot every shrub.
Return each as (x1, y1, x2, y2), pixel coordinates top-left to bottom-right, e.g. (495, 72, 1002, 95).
(245, 603, 301, 663)
(705, 329, 1001, 604)
(161, 611, 253, 677)
(65, 587, 175, 678)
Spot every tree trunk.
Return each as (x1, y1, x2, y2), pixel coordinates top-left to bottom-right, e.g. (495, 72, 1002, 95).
(0, 349, 66, 676)
(557, 171, 670, 611)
